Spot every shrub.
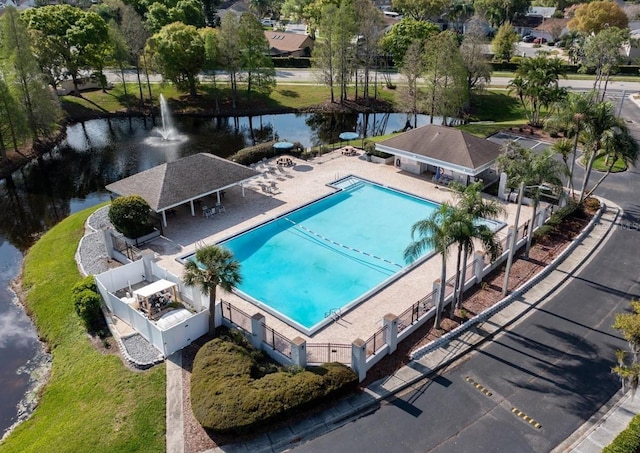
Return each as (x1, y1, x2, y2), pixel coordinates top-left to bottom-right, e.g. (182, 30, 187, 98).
(229, 140, 303, 165)
(583, 197, 601, 213)
(603, 413, 640, 453)
(73, 288, 102, 331)
(108, 195, 154, 239)
(72, 275, 98, 295)
(191, 338, 358, 433)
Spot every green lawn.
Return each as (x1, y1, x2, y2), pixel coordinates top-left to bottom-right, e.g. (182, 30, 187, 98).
(0, 204, 166, 453)
(457, 90, 529, 137)
(586, 154, 628, 172)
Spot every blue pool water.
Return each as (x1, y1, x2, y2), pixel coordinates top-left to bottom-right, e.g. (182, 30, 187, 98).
(190, 177, 502, 334)
(215, 178, 446, 333)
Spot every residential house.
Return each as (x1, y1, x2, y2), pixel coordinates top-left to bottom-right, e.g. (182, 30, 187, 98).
(265, 31, 314, 57)
(532, 18, 570, 42)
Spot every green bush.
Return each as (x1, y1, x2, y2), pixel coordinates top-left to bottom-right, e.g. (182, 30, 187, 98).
(603, 413, 640, 453)
(228, 140, 303, 166)
(108, 195, 154, 239)
(362, 140, 392, 159)
(191, 338, 358, 433)
(73, 288, 102, 331)
(72, 275, 98, 295)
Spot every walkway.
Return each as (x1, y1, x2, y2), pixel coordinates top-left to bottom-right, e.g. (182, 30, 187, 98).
(165, 202, 636, 453)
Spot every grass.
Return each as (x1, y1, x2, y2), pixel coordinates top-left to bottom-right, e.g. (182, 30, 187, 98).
(0, 203, 166, 453)
(586, 154, 628, 172)
(457, 90, 529, 137)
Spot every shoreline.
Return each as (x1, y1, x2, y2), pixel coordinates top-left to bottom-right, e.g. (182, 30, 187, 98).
(1, 278, 52, 441)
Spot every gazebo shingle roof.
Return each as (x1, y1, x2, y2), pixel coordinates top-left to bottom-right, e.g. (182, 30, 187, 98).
(377, 125, 501, 171)
(105, 153, 260, 211)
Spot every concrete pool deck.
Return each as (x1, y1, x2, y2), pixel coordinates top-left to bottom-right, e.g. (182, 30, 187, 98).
(146, 149, 533, 344)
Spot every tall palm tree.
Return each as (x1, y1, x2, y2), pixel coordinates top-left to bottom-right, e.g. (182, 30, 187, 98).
(578, 101, 623, 202)
(522, 149, 566, 257)
(547, 92, 595, 197)
(449, 182, 505, 309)
(404, 203, 458, 330)
(585, 127, 639, 199)
(183, 245, 242, 336)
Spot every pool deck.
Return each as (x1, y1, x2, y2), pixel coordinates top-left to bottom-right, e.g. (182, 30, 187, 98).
(146, 149, 533, 344)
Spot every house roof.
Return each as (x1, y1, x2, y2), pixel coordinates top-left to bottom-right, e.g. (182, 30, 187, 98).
(105, 153, 260, 212)
(375, 125, 502, 176)
(528, 6, 556, 18)
(264, 31, 312, 53)
(534, 17, 569, 33)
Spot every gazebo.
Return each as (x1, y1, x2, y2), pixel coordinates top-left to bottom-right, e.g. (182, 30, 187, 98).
(133, 279, 179, 318)
(105, 153, 260, 226)
(375, 125, 502, 186)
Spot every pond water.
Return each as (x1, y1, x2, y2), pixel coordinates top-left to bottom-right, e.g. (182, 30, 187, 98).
(0, 110, 429, 438)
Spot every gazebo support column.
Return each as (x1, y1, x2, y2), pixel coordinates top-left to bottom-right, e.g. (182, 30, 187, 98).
(161, 210, 167, 227)
(190, 200, 195, 217)
(216, 191, 221, 204)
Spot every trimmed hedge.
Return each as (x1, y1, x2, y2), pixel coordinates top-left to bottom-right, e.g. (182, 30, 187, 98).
(228, 140, 303, 166)
(190, 338, 358, 433)
(272, 57, 311, 68)
(603, 412, 640, 453)
(72, 276, 102, 331)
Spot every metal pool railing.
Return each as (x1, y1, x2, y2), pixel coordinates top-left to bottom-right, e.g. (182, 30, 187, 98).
(221, 300, 252, 333)
(306, 343, 351, 365)
(263, 323, 292, 357)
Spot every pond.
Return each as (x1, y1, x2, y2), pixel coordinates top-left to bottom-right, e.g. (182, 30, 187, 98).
(0, 110, 430, 437)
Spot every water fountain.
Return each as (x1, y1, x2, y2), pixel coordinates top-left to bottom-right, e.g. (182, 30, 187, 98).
(145, 94, 188, 146)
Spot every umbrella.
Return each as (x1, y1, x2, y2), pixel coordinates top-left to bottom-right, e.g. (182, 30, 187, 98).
(339, 132, 359, 143)
(273, 141, 295, 150)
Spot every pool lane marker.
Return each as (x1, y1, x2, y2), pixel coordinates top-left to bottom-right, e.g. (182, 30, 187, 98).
(465, 376, 493, 397)
(283, 217, 403, 269)
(511, 407, 542, 429)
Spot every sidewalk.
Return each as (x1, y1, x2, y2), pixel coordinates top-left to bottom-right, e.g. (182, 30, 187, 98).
(167, 202, 633, 453)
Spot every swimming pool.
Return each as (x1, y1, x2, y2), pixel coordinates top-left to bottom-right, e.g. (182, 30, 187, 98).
(187, 177, 502, 335)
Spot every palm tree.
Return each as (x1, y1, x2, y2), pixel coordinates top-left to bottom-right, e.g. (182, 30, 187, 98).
(183, 245, 242, 336)
(404, 203, 459, 330)
(546, 92, 595, 197)
(449, 182, 505, 309)
(580, 102, 627, 202)
(508, 55, 567, 127)
(522, 149, 566, 257)
(585, 127, 639, 199)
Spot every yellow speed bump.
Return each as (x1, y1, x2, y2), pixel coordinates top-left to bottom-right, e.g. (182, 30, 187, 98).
(465, 376, 493, 397)
(511, 407, 542, 429)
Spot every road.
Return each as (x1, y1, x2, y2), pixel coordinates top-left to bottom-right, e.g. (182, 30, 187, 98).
(104, 68, 639, 94)
(287, 99, 640, 451)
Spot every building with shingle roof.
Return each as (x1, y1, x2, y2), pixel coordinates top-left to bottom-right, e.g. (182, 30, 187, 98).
(105, 153, 260, 226)
(264, 31, 314, 57)
(375, 125, 501, 185)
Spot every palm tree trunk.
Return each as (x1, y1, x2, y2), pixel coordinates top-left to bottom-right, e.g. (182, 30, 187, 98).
(585, 158, 616, 199)
(579, 149, 597, 203)
(451, 245, 462, 318)
(208, 288, 217, 336)
(568, 131, 579, 197)
(525, 199, 538, 258)
(456, 246, 470, 309)
(435, 256, 446, 329)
